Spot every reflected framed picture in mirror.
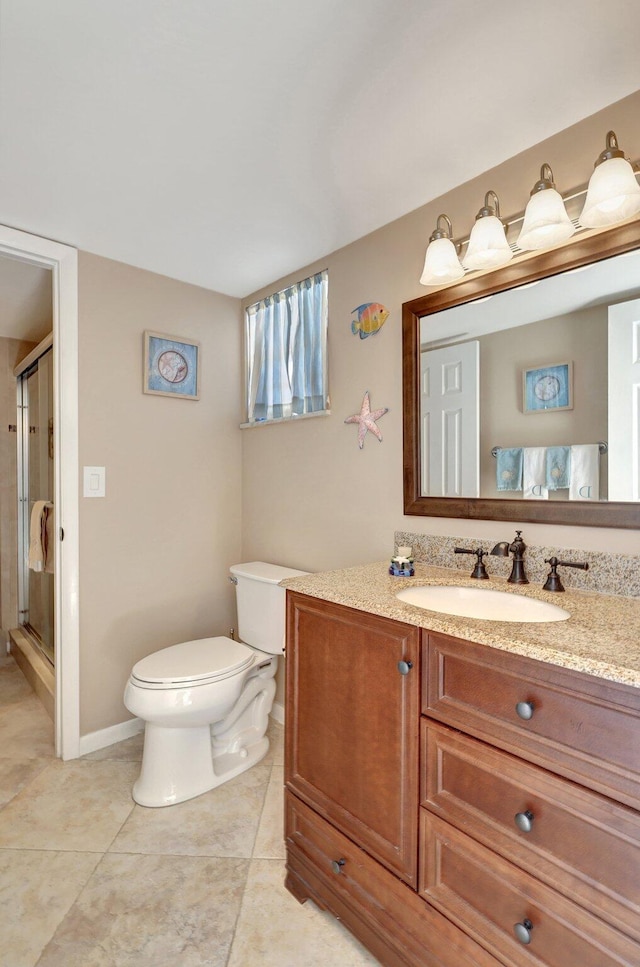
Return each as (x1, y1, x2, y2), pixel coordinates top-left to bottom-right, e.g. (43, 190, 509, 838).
(523, 361, 572, 414)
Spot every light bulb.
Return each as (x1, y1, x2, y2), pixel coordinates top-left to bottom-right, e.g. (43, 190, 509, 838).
(420, 214, 464, 285)
(517, 165, 575, 251)
(580, 132, 640, 228)
(462, 191, 513, 270)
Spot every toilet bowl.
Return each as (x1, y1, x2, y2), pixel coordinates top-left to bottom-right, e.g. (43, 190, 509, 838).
(124, 561, 307, 807)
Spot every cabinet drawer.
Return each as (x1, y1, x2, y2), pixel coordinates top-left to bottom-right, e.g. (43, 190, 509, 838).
(286, 792, 501, 967)
(420, 812, 640, 967)
(421, 720, 640, 941)
(424, 632, 640, 807)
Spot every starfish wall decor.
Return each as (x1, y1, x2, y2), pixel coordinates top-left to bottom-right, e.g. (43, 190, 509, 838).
(344, 391, 389, 448)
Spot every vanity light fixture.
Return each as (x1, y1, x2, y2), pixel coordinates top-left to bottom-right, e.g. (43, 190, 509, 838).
(516, 164, 575, 251)
(419, 214, 465, 286)
(462, 190, 513, 271)
(580, 130, 640, 228)
(418, 129, 640, 287)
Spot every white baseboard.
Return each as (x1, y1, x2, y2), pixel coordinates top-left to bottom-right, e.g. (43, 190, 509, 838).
(78, 717, 144, 757)
(270, 701, 285, 725)
(79, 705, 283, 758)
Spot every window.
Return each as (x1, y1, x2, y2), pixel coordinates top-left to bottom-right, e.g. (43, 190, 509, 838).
(244, 269, 329, 424)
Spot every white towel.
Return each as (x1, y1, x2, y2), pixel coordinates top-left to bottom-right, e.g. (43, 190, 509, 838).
(569, 445, 600, 501)
(523, 448, 548, 499)
(28, 500, 54, 572)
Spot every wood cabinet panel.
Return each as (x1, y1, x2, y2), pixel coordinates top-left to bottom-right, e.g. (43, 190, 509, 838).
(287, 792, 501, 967)
(420, 812, 640, 967)
(285, 593, 420, 883)
(421, 720, 640, 941)
(425, 632, 640, 807)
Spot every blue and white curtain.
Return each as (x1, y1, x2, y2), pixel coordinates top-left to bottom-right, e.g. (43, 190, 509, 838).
(246, 270, 328, 422)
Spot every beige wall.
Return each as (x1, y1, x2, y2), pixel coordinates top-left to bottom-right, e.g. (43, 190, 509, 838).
(78, 254, 243, 734)
(241, 93, 640, 598)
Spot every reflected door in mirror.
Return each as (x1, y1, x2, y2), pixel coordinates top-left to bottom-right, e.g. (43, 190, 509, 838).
(608, 298, 640, 500)
(421, 341, 479, 497)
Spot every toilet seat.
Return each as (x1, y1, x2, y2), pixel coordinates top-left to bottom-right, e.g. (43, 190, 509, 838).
(130, 636, 255, 690)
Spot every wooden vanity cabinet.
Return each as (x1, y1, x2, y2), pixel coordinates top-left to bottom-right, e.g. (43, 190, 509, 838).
(285, 594, 640, 967)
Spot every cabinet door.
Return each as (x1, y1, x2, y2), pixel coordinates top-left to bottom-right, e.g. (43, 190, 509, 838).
(286, 592, 420, 885)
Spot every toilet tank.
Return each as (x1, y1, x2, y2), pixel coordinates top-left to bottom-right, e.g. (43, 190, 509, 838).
(229, 561, 308, 654)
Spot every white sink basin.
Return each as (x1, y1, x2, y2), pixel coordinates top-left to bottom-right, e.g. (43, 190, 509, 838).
(395, 585, 570, 623)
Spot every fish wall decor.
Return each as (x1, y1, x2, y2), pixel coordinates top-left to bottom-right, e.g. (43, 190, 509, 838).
(351, 302, 389, 339)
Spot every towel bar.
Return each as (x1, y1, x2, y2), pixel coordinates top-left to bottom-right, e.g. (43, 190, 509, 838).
(491, 442, 607, 458)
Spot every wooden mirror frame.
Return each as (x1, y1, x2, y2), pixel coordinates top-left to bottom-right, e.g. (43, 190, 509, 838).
(402, 219, 640, 528)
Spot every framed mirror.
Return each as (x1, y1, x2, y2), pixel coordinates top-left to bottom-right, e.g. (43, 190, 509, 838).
(402, 219, 640, 528)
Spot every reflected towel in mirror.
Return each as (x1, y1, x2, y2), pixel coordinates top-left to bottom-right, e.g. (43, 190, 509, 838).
(569, 444, 600, 501)
(496, 447, 523, 491)
(546, 446, 571, 490)
(523, 448, 549, 499)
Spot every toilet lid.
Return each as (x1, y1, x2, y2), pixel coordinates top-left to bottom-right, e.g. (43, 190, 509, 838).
(131, 636, 254, 686)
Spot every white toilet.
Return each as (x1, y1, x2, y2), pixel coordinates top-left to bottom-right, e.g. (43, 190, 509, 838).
(123, 561, 307, 807)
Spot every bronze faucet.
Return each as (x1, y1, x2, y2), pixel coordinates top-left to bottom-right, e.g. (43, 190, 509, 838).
(490, 530, 528, 584)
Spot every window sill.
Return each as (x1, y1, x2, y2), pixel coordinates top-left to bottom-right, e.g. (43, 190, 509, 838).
(240, 409, 331, 429)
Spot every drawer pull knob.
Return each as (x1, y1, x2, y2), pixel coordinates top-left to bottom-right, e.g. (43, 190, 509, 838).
(515, 700, 535, 721)
(397, 660, 413, 675)
(513, 918, 533, 945)
(514, 810, 534, 833)
(331, 858, 346, 875)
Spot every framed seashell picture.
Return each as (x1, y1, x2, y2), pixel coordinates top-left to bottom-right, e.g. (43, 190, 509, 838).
(143, 331, 200, 400)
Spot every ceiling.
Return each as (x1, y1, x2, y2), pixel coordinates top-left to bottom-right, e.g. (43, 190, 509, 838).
(1, 1, 640, 300)
(0, 256, 52, 343)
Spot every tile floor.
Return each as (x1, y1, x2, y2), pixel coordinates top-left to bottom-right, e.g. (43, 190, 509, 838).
(0, 652, 382, 967)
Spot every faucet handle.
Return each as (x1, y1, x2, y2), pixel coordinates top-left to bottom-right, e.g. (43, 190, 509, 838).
(543, 556, 589, 592)
(455, 547, 489, 580)
(511, 530, 526, 553)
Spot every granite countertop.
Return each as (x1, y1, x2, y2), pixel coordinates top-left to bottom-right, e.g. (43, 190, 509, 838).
(281, 562, 640, 689)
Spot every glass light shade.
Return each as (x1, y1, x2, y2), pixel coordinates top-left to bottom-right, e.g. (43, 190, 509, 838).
(516, 188, 575, 250)
(462, 215, 513, 270)
(580, 157, 640, 228)
(420, 237, 464, 285)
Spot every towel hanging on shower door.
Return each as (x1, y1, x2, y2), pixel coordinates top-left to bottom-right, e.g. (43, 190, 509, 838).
(28, 500, 54, 573)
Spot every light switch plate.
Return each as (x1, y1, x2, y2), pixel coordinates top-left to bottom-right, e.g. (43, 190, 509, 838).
(83, 466, 106, 498)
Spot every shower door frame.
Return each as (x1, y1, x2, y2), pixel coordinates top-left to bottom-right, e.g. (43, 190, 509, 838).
(17, 341, 55, 662)
(0, 224, 79, 760)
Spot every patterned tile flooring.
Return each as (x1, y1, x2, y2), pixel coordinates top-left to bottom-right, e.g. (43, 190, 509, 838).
(0, 652, 381, 966)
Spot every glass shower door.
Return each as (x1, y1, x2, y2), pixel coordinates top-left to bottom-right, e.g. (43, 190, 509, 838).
(18, 348, 54, 665)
